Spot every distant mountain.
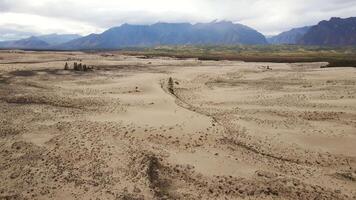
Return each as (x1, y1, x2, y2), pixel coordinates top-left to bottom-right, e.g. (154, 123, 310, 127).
(59, 21, 267, 49)
(0, 28, 36, 41)
(298, 17, 356, 46)
(2, 17, 355, 49)
(37, 34, 81, 45)
(268, 26, 311, 44)
(0, 34, 81, 49)
(0, 36, 50, 49)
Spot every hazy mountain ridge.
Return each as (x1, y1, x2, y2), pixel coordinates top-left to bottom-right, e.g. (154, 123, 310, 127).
(37, 34, 82, 45)
(0, 36, 50, 49)
(268, 26, 311, 44)
(0, 34, 81, 49)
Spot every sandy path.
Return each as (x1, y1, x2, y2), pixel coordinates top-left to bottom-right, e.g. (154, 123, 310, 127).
(0, 51, 355, 199)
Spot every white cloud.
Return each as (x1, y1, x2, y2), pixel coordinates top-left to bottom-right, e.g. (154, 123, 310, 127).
(0, 13, 102, 34)
(0, 0, 355, 39)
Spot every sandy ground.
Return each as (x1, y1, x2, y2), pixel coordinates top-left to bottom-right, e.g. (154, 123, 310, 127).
(0, 50, 355, 200)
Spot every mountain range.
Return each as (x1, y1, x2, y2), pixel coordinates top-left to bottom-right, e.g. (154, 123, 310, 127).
(58, 21, 267, 50)
(0, 17, 355, 50)
(0, 21, 267, 50)
(268, 17, 356, 46)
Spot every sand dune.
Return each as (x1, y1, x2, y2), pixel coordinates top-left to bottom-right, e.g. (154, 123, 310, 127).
(0, 51, 355, 199)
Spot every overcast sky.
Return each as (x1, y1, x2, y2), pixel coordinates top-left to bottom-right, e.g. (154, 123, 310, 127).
(0, 0, 356, 40)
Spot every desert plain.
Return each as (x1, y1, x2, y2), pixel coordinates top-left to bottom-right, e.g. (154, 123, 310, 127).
(0, 50, 355, 199)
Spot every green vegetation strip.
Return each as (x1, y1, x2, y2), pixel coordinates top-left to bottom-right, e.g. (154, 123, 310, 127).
(121, 45, 356, 67)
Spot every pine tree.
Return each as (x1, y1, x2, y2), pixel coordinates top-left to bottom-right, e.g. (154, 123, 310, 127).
(64, 62, 69, 70)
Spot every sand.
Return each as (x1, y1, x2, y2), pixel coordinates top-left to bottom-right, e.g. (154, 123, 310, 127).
(0, 50, 355, 199)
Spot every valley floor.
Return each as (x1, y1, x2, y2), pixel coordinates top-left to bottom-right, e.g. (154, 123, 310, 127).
(0, 51, 355, 199)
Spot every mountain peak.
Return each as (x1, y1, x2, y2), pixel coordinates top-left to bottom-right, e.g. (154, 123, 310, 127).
(330, 17, 342, 21)
(210, 20, 233, 25)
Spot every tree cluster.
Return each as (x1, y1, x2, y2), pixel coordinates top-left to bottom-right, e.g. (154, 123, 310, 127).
(64, 62, 93, 71)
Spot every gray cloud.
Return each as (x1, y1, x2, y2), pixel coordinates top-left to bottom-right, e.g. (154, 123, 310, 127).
(0, 0, 355, 40)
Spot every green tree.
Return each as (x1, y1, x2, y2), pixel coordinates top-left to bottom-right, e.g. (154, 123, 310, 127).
(64, 62, 69, 70)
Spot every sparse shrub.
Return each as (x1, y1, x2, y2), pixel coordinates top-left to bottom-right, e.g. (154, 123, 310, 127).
(168, 77, 174, 94)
